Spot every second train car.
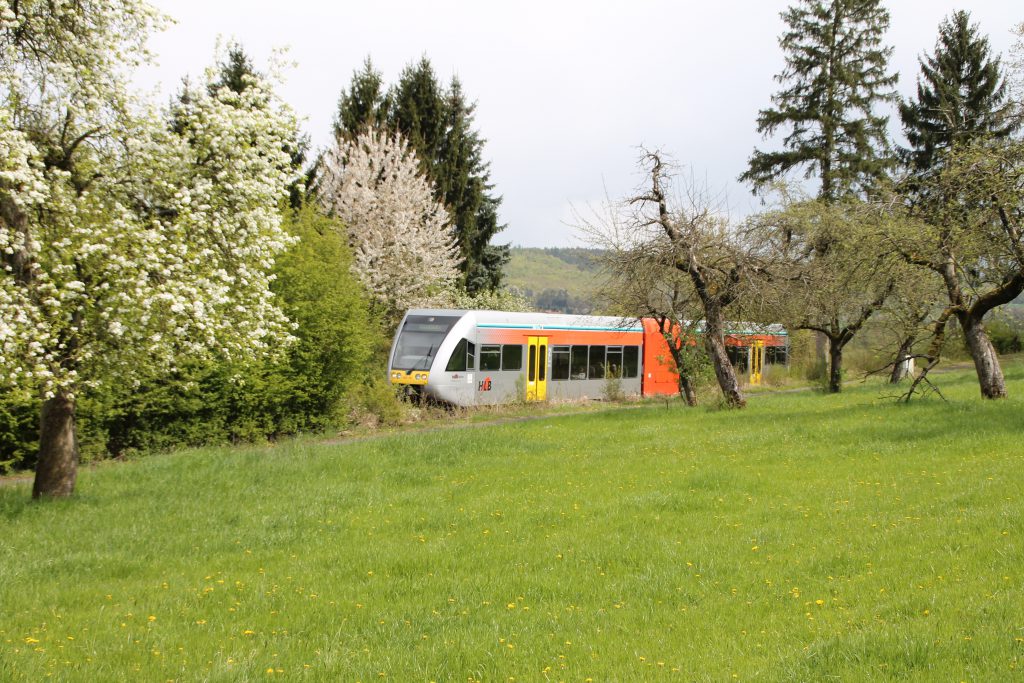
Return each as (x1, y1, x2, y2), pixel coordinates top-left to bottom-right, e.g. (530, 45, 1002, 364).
(388, 309, 788, 406)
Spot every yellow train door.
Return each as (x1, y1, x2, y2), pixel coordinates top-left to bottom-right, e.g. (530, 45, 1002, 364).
(750, 340, 765, 386)
(526, 336, 548, 401)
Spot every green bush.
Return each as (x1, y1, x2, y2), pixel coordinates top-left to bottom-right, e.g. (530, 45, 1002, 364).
(987, 317, 1023, 355)
(0, 392, 37, 474)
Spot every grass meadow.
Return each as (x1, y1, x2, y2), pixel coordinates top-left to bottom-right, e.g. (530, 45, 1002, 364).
(1, 362, 1023, 681)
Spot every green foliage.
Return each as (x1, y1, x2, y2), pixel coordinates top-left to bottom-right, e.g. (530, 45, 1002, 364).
(208, 42, 260, 95)
(741, 0, 898, 200)
(1, 205, 383, 469)
(899, 10, 1018, 173)
(347, 378, 411, 428)
(274, 204, 375, 406)
(108, 204, 377, 448)
(2, 364, 1022, 679)
(334, 57, 509, 292)
(986, 317, 1023, 355)
(0, 394, 36, 474)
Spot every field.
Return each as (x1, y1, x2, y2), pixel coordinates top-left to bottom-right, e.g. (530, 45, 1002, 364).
(2, 363, 1023, 681)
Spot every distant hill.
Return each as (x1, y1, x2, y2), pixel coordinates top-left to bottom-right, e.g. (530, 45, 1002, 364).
(504, 247, 604, 313)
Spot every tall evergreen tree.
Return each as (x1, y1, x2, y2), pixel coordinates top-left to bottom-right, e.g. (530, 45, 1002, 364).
(209, 43, 260, 95)
(389, 58, 447, 177)
(899, 10, 1018, 172)
(334, 57, 509, 293)
(333, 57, 387, 138)
(437, 79, 508, 292)
(740, 0, 898, 200)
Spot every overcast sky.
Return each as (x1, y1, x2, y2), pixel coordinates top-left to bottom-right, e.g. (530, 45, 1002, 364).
(136, 1, 1022, 247)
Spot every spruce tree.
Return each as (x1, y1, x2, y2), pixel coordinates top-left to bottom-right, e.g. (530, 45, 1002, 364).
(389, 58, 447, 178)
(333, 57, 509, 293)
(209, 43, 259, 95)
(438, 79, 509, 292)
(899, 10, 1018, 172)
(740, 0, 898, 200)
(333, 57, 387, 138)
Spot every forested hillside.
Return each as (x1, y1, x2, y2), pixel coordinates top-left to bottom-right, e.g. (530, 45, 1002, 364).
(504, 248, 604, 313)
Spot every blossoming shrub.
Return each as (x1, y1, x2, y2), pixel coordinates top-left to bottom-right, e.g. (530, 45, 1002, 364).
(20, 205, 379, 462)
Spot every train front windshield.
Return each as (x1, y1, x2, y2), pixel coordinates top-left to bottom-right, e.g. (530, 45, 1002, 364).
(391, 315, 462, 371)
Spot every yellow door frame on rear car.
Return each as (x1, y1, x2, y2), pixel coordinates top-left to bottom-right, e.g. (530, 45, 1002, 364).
(750, 340, 765, 386)
(526, 336, 548, 401)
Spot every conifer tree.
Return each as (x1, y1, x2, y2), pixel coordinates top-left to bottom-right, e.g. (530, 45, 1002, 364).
(333, 57, 387, 138)
(899, 10, 1018, 172)
(209, 42, 259, 95)
(740, 0, 898, 200)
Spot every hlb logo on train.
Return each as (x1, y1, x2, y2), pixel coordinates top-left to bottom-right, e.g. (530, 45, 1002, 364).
(478, 377, 492, 392)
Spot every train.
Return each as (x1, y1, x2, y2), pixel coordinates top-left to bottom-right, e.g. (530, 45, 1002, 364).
(387, 309, 788, 406)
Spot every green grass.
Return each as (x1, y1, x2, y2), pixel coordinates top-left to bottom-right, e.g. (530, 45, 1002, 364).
(2, 364, 1024, 681)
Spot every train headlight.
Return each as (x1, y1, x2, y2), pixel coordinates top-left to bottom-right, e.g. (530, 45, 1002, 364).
(416, 373, 426, 380)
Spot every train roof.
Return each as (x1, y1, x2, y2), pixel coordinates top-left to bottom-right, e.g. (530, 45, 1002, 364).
(403, 309, 644, 331)
(402, 309, 787, 336)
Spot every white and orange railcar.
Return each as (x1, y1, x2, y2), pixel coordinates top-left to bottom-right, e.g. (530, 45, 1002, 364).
(387, 309, 787, 407)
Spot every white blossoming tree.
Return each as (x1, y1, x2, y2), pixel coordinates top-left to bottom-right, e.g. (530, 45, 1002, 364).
(317, 127, 461, 323)
(0, 1, 299, 497)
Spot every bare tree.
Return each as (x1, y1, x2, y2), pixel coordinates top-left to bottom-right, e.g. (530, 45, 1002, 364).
(750, 196, 901, 393)
(583, 151, 756, 408)
(874, 271, 946, 384)
(594, 249, 706, 405)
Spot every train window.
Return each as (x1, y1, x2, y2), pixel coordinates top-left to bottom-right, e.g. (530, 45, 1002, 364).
(766, 345, 787, 365)
(726, 345, 748, 373)
(480, 345, 501, 371)
(467, 341, 476, 370)
(606, 346, 623, 378)
(551, 346, 570, 380)
(445, 338, 468, 372)
(570, 346, 588, 380)
(391, 314, 461, 371)
(624, 346, 639, 378)
(502, 344, 523, 371)
(589, 346, 606, 379)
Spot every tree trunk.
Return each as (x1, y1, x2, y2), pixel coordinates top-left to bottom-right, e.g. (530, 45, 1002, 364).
(827, 339, 843, 393)
(959, 313, 1006, 399)
(889, 337, 915, 384)
(33, 392, 79, 499)
(678, 373, 698, 407)
(704, 316, 746, 408)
